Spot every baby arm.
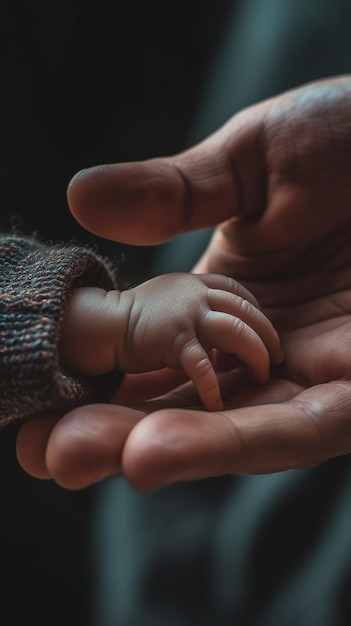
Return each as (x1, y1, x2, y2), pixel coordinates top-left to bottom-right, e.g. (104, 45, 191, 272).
(60, 273, 283, 411)
(0, 235, 120, 423)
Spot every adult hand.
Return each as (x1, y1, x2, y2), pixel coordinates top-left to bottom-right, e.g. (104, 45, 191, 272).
(16, 75, 351, 490)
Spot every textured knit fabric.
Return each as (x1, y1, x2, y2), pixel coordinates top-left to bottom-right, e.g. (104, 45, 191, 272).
(0, 235, 124, 423)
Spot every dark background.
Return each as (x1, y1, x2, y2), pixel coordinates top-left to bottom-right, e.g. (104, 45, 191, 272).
(0, 0, 231, 281)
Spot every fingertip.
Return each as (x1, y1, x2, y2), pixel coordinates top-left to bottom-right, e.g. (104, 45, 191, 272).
(67, 161, 185, 245)
(66, 166, 90, 209)
(16, 415, 60, 479)
(45, 404, 142, 490)
(67, 166, 89, 195)
(45, 406, 118, 489)
(248, 361, 270, 386)
(122, 408, 231, 490)
(67, 165, 111, 236)
(193, 365, 223, 412)
(201, 390, 223, 412)
(122, 409, 189, 491)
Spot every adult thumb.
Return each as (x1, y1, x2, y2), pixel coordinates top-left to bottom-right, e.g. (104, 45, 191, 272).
(67, 138, 241, 246)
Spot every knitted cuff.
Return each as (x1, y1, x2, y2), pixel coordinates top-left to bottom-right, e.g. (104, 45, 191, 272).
(0, 236, 124, 422)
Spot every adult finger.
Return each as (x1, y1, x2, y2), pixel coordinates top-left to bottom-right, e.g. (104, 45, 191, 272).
(47, 371, 248, 488)
(121, 380, 351, 491)
(45, 404, 144, 490)
(16, 368, 250, 488)
(67, 144, 239, 245)
(16, 414, 62, 479)
(15, 371, 188, 481)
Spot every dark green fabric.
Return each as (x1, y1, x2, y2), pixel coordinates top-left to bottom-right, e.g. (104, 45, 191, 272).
(93, 460, 351, 626)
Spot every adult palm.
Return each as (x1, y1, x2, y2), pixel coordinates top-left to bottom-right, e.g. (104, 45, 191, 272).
(17, 76, 351, 490)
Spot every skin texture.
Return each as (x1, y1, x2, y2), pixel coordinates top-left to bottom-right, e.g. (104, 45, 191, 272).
(60, 275, 282, 412)
(16, 75, 351, 491)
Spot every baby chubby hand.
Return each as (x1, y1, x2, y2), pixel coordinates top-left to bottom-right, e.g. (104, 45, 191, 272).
(60, 273, 283, 411)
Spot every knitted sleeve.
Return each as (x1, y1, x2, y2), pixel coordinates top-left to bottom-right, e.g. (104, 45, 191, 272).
(0, 235, 124, 424)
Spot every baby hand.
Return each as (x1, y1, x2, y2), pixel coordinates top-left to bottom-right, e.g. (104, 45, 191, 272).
(61, 273, 283, 411)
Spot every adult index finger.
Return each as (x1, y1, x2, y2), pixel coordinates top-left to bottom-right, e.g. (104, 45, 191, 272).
(121, 380, 351, 491)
